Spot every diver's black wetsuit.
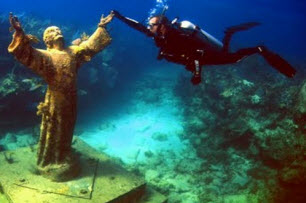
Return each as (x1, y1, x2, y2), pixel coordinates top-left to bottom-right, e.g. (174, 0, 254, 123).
(113, 11, 296, 85)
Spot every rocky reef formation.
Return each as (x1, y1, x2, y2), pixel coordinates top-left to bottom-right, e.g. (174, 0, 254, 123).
(174, 58, 305, 202)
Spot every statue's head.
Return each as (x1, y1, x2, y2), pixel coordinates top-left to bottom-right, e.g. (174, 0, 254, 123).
(43, 26, 64, 49)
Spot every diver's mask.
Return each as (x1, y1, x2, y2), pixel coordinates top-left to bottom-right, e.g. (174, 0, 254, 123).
(147, 5, 169, 30)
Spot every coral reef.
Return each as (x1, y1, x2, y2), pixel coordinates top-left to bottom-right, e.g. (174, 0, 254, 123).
(76, 62, 305, 203)
(174, 60, 306, 202)
(0, 73, 19, 97)
(0, 129, 37, 151)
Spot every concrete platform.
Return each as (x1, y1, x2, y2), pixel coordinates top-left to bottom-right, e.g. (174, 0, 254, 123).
(0, 137, 167, 203)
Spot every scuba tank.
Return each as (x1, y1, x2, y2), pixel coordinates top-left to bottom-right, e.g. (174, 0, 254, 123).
(159, 6, 223, 52)
(178, 20, 223, 52)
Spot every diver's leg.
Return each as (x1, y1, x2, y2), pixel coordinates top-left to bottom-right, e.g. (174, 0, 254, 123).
(213, 47, 260, 64)
(222, 22, 261, 52)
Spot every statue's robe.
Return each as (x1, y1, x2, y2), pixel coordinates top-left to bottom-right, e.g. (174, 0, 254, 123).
(8, 27, 111, 177)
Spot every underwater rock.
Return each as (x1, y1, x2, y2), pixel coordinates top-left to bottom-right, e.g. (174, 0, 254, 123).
(296, 81, 306, 113)
(276, 165, 306, 203)
(173, 65, 306, 201)
(242, 79, 254, 87)
(188, 116, 206, 132)
(231, 172, 250, 188)
(222, 194, 259, 203)
(279, 166, 306, 186)
(16, 133, 36, 147)
(220, 129, 254, 151)
(168, 191, 200, 203)
(257, 120, 301, 166)
(0, 144, 5, 152)
(250, 94, 261, 104)
(144, 150, 154, 158)
(279, 171, 306, 202)
(247, 166, 274, 180)
(152, 132, 168, 141)
(3, 132, 17, 143)
(0, 74, 20, 97)
(0, 132, 36, 150)
(145, 169, 159, 182)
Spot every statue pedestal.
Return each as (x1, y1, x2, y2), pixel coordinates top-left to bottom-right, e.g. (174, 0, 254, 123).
(0, 137, 167, 203)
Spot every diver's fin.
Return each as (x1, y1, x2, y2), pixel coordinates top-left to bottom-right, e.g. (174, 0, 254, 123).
(223, 22, 261, 52)
(224, 22, 261, 34)
(259, 46, 296, 78)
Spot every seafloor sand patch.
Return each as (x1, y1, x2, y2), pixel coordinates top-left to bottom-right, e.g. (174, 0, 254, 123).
(80, 65, 187, 165)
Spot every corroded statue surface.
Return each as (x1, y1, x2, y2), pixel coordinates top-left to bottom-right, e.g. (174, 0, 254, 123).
(8, 12, 114, 181)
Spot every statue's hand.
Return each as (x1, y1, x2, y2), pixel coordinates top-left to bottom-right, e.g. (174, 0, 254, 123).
(98, 12, 115, 28)
(9, 12, 23, 32)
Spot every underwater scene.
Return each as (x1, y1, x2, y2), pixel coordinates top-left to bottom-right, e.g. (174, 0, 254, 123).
(0, 0, 305, 202)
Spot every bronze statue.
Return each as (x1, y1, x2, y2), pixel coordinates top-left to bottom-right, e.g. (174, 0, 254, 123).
(8, 12, 114, 181)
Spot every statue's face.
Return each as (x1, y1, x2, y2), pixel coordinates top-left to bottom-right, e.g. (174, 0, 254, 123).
(43, 26, 64, 47)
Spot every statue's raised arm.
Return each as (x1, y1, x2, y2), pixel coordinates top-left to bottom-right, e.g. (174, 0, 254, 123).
(9, 12, 23, 33)
(7, 12, 114, 181)
(74, 12, 114, 65)
(8, 12, 53, 82)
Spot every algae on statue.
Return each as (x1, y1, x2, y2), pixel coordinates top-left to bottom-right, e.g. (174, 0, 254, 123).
(8, 12, 114, 181)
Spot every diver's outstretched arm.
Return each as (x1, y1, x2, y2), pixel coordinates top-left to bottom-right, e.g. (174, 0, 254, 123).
(112, 10, 154, 37)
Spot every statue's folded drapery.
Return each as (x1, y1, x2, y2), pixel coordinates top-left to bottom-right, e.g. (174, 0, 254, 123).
(8, 26, 111, 180)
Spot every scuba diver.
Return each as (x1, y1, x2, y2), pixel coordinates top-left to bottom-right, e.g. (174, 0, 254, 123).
(111, 9, 296, 85)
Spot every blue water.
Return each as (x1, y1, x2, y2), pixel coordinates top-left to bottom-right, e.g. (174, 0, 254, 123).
(1, 0, 306, 57)
(1, 1, 306, 202)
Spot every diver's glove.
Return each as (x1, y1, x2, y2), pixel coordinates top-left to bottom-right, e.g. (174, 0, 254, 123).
(111, 10, 124, 20)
